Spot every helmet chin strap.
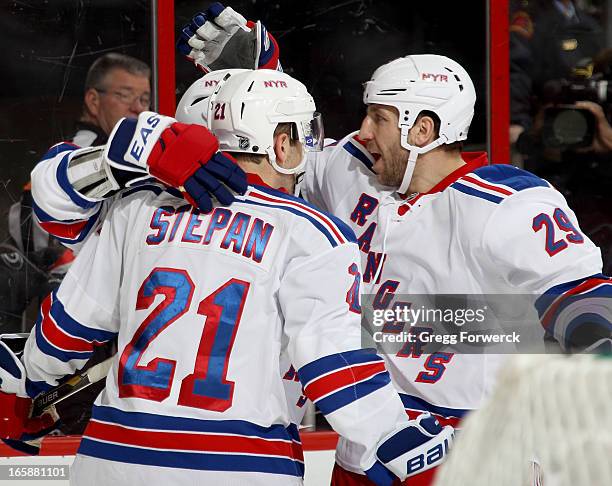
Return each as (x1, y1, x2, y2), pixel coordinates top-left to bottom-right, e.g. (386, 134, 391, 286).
(267, 146, 307, 176)
(397, 126, 447, 195)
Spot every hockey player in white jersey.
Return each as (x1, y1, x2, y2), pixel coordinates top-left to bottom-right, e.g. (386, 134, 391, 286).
(176, 8, 612, 485)
(24, 5, 611, 484)
(0, 69, 454, 486)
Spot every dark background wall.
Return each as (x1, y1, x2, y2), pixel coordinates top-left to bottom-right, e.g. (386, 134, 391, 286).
(175, 0, 488, 144)
(0, 0, 487, 245)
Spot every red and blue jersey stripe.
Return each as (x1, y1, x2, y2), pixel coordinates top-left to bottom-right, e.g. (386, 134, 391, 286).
(451, 165, 549, 204)
(343, 135, 375, 173)
(535, 274, 612, 347)
(298, 349, 390, 415)
(32, 199, 102, 245)
(80, 405, 304, 477)
(34, 292, 117, 364)
(242, 186, 356, 248)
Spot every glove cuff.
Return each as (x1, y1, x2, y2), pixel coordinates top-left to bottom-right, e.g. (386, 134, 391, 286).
(66, 146, 120, 200)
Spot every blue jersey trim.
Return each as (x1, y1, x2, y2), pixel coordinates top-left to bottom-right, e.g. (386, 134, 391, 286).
(298, 348, 382, 385)
(472, 165, 549, 191)
(54, 206, 103, 245)
(49, 292, 117, 342)
(535, 274, 610, 317)
(314, 371, 391, 415)
(343, 140, 374, 173)
(25, 378, 54, 399)
(399, 393, 470, 418)
(56, 153, 99, 210)
(91, 405, 300, 441)
(35, 321, 92, 363)
(252, 185, 356, 243)
(38, 142, 77, 164)
(450, 182, 503, 204)
(78, 439, 305, 477)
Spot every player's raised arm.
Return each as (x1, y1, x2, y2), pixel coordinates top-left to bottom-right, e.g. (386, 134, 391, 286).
(30, 110, 248, 250)
(177, 2, 281, 73)
(480, 170, 612, 351)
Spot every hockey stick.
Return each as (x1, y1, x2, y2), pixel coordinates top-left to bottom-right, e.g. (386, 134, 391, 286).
(31, 357, 113, 417)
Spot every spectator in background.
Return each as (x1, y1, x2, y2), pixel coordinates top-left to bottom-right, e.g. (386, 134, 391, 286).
(510, 0, 603, 143)
(73, 52, 151, 146)
(9, 53, 151, 273)
(2, 52, 151, 435)
(510, 1, 612, 274)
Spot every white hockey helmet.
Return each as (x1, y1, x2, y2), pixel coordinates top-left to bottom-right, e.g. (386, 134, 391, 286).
(208, 69, 323, 175)
(363, 54, 476, 194)
(175, 69, 248, 126)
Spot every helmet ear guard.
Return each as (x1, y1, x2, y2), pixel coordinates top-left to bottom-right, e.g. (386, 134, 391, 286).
(207, 69, 323, 176)
(363, 54, 476, 194)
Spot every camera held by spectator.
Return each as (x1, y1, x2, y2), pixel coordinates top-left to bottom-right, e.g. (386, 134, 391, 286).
(539, 57, 612, 150)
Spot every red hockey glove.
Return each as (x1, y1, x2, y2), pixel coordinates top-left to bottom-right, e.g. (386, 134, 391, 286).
(0, 392, 59, 455)
(104, 112, 248, 213)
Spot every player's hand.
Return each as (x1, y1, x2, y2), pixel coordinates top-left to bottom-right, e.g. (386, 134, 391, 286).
(0, 341, 59, 455)
(0, 392, 59, 455)
(366, 413, 454, 485)
(574, 100, 612, 153)
(177, 2, 281, 72)
(104, 112, 248, 213)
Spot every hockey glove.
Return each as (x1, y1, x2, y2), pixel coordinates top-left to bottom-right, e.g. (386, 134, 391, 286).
(177, 2, 281, 72)
(365, 413, 455, 486)
(0, 341, 59, 455)
(104, 111, 247, 213)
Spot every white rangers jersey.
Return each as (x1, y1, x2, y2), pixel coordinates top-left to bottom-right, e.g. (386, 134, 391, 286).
(22, 176, 409, 485)
(30, 143, 309, 433)
(302, 132, 610, 473)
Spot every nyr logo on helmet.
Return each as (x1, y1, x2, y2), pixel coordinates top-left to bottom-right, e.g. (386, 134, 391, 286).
(203, 79, 219, 87)
(421, 73, 449, 82)
(263, 80, 288, 88)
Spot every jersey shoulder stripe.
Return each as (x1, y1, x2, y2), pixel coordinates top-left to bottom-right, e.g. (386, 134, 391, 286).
(343, 134, 374, 173)
(450, 181, 505, 204)
(451, 165, 550, 204)
(472, 165, 549, 192)
(242, 186, 356, 247)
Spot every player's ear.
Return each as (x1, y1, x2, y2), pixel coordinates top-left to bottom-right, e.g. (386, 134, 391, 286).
(273, 132, 291, 167)
(412, 115, 436, 147)
(84, 88, 100, 118)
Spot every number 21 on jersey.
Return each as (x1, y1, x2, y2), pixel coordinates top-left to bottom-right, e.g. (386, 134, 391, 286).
(118, 267, 249, 412)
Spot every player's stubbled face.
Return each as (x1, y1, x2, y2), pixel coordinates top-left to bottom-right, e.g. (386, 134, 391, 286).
(358, 104, 408, 187)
